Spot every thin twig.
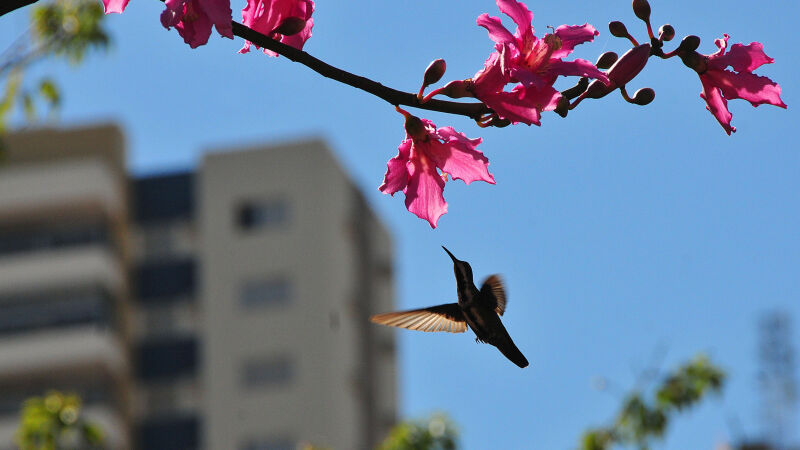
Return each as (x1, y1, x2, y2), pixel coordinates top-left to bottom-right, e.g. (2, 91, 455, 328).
(0, 0, 38, 18)
(1, 0, 492, 119)
(231, 22, 491, 119)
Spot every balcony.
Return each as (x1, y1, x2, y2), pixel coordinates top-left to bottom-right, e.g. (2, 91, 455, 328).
(0, 158, 124, 223)
(0, 326, 127, 378)
(0, 246, 123, 295)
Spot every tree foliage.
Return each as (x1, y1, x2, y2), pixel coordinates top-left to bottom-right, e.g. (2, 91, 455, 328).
(379, 413, 459, 450)
(0, 0, 110, 136)
(16, 391, 104, 450)
(581, 355, 725, 450)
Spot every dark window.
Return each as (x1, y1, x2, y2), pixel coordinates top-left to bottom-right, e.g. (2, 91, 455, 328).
(136, 336, 198, 381)
(237, 199, 289, 230)
(0, 287, 114, 336)
(240, 437, 295, 450)
(135, 258, 196, 303)
(241, 355, 293, 388)
(240, 277, 291, 309)
(137, 414, 200, 450)
(0, 223, 109, 256)
(132, 172, 194, 224)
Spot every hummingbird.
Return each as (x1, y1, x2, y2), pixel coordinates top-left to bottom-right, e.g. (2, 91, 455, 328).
(371, 246, 529, 368)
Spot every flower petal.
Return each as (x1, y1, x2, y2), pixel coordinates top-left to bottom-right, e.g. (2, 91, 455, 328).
(700, 75, 735, 135)
(551, 23, 599, 59)
(379, 139, 412, 195)
(102, 0, 130, 14)
(176, 8, 214, 48)
(547, 58, 609, 83)
(240, 0, 314, 55)
(405, 149, 447, 228)
(473, 51, 509, 93)
(712, 42, 774, 73)
(160, 0, 185, 28)
(518, 83, 561, 112)
(427, 130, 495, 185)
(477, 14, 516, 47)
(496, 0, 533, 49)
(704, 68, 786, 108)
(200, 0, 233, 39)
(478, 89, 542, 125)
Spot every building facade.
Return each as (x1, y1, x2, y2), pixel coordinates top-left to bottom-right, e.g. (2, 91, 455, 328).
(0, 124, 397, 449)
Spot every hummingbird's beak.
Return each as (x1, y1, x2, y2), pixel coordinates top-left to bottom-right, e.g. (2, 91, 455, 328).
(441, 246, 458, 263)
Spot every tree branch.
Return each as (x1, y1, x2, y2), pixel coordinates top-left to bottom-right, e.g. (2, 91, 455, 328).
(1, 0, 492, 119)
(231, 22, 491, 120)
(0, 0, 38, 18)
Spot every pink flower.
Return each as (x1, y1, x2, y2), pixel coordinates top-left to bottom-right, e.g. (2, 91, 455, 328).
(470, 51, 560, 126)
(160, 0, 233, 49)
(240, 0, 314, 56)
(697, 34, 786, 135)
(101, 0, 129, 14)
(380, 109, 496, 228)
(472, 0, 608, 124)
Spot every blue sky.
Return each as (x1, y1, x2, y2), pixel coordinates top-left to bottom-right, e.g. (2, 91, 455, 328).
(3, 0, 799, 448)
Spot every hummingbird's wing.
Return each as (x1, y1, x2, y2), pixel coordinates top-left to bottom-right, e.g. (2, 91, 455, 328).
(479, 274, 507, 316)
(370, 303, 467, 333)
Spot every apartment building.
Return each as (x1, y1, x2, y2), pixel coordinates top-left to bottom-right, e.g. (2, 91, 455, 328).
(0, 124, 397, 449)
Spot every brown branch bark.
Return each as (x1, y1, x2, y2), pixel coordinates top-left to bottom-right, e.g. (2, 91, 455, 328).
(0, 0, 38, 18)
(231, 23, 491, 119)
(1, 0, 491, 120)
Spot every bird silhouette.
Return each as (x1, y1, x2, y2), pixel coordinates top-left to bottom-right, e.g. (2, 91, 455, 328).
(371, 246, 529, 368)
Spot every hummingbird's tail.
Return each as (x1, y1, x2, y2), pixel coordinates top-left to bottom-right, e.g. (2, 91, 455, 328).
(496, 337, 529, 368)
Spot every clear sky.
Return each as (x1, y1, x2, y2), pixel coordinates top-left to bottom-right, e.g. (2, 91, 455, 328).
(3, 0, 799, 448)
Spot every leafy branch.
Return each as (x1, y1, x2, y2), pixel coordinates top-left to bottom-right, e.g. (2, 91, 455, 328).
(581, 354, 725, 450)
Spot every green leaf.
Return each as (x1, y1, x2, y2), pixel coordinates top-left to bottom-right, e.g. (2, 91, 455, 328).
(38, 78, 60, 107)
(21, 91, 35, 122)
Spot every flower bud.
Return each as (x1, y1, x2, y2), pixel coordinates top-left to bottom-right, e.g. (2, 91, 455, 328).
(606, 44, 651, 87)
(422, 59, 447, 88)
(679, 51, 707, 74)
(554, 96, 570, 117)
(609, 21, 629, 38)
(632, 0, 651, 22)
(631, 87, 655, 105)
(488, 117, 511, 128)
(658, 24, 675, 42)
(595, 52, 619, 70)
(403, 114, 428, 141)
(585, 79, 613, 99)
(274, 17, 307, 36)
(439, 80, 471, 99)
(677, 35, 701, 53)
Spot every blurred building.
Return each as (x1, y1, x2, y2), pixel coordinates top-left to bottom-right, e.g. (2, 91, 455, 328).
(0, 124, 397, 449)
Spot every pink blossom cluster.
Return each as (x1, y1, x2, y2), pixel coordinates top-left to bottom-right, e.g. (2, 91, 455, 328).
(386, 0, 612, 227)
(99, 0, 786, 229)
(100, 0, 313, 51)
(694, 35, 786, 135)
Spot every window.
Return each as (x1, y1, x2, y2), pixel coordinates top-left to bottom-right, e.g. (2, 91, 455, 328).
(135, 258, 196, 303)
(0, 223, 109, 256)
(241, 355, 293, 388)
(237, 199, 289, 230)
(240, 277, 291, 309)
(136, 336, 198, 381)
(0, 286, 114, 336)
(132, 172, 194, 224)
(137, 414, 200, 450)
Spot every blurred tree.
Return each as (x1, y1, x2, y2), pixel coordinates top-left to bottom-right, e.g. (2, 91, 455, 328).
(16, 391, 104, 450)
(0, 0, 110, 138)
(378, 413, 458, 450)
(581, 354, 725, 450)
